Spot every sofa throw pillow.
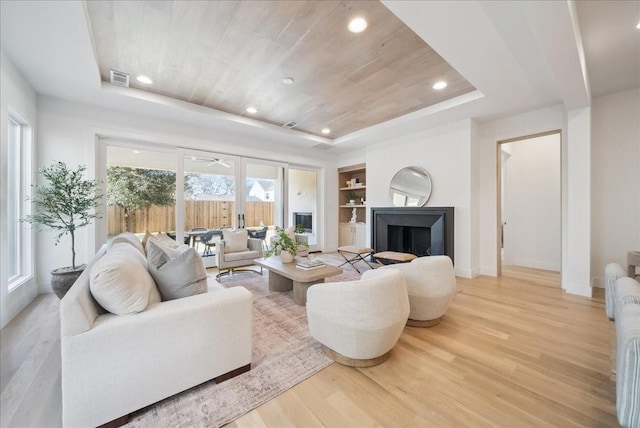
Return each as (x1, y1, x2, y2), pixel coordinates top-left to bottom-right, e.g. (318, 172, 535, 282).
(155, 232, 184, 249)
(223, 229, 249, 253)
(90, 243, 157, 315)
(142, 231, 189, 257)
(146, 240, 208, 301)
(108, 232, 145, 256)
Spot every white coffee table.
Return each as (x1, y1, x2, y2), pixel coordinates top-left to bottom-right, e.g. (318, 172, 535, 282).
(254, 256, 342, 305)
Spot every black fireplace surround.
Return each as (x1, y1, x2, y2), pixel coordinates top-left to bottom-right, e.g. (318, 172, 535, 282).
(371, 207, 454, 263)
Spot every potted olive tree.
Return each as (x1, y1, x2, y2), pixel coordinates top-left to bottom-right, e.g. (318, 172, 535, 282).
(22, 161, 102, 299)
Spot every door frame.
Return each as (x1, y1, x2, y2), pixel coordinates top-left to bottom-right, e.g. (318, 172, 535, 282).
(496, 129, 562, 276)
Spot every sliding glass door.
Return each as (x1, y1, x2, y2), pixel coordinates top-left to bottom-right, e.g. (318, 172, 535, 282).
(102, 142, 310, 257)
(243, 160, 285, 245)
(105, 144, 177, 238)
(177, 149, 285, 257)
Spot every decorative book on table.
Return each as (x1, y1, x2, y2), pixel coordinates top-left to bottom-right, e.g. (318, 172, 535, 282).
(296, 259, 325, 270)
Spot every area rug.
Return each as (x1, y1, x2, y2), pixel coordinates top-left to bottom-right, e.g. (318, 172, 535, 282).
(126, 255, 361, 427)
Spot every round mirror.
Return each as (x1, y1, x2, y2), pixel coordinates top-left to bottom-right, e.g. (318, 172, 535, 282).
(389, 166, 432, 207)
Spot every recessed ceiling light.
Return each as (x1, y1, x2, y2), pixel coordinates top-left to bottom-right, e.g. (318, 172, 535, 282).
(246, 107, 257, 114)
(132, 150, 140, 154)
(348, 17, 367, 33)
(432, 81, 448, 90)
(136, 75, 152, 84)
(636, 21, 640, 29)
(283, 77, 294, 85)
(321, 128, 331, 135)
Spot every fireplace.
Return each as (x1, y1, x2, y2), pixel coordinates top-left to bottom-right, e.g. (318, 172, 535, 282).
(293, 212, 312, 233)
(371, 207, 454, 263)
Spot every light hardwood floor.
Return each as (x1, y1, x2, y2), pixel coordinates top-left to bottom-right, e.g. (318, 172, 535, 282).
(0, 267, 618, 427)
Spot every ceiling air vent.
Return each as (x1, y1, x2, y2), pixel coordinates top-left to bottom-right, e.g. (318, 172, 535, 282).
(282, 121, 299, 129)
(109, 70, 130, 88)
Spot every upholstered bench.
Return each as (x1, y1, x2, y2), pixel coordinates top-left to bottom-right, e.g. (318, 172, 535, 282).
(373, 251, 417, 265)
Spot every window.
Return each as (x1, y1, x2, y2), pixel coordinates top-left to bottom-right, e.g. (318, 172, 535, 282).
(7, 114, 33, 290)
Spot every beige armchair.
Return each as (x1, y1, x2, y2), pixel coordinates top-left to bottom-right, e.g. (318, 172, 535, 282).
(306, 269, 409, 367)
(378, 255, 457, 327)
(217, 229, 263, 279)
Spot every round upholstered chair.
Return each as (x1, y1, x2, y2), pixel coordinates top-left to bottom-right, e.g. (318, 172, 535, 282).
(379, 255, 457, 327)
(306, 269, 409, 367)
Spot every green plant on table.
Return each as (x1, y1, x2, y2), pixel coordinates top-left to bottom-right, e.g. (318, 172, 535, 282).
(265, 228, 301, 257)
(295, 223, 306, 234)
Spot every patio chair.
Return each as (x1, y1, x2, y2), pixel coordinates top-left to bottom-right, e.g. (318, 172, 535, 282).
(200, 230, 222, 256)
(249, 226, 269, 250)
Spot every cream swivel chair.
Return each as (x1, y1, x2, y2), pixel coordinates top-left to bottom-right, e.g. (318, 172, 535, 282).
(378, 255, 457, 327)
(306, 269, 409, 367)
(216, 229, 263, 279)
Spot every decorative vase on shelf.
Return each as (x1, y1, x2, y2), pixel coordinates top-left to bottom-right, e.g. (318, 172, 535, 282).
(280, 250, 294, 263)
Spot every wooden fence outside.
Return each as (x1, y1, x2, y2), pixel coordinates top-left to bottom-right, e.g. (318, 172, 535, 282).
(107, 201, 274, 235)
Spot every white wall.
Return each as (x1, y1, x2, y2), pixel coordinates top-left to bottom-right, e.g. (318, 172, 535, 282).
(564, 107, 592, 296)
(477, 104, 567, 277)
(502, 134, 561, 271)
(288, 168, 317, 228)
(289, 169, 317, 215)
(591, 87, 640, 286)
(0, 52, 38, 328)
(366, 120, 475, 277)
(36, 96, 338, 293)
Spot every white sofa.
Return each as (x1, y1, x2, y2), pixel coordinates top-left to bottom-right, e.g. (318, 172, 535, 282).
(604, 263, 640, 428)
(60, 238, 253, 427)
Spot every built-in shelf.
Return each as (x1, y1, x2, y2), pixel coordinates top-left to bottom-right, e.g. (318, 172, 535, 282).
(338, 163, 367, 237)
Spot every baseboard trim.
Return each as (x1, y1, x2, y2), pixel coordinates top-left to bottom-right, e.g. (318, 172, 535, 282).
(480, 266, 498, 277)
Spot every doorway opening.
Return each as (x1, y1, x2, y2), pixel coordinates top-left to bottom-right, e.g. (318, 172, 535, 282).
(496, 130, 562, 281)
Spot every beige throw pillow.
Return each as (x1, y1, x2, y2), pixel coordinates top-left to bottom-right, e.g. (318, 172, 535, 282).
(223, 229, 249, 253)
(90, 243, 157, 315)
(146, 240, 208, 301)
(108, 232, 145, 255)
(142, 231, 189, 257)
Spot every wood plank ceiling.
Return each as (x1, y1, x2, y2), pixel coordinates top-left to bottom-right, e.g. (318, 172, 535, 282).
(86, 0, 476, 138)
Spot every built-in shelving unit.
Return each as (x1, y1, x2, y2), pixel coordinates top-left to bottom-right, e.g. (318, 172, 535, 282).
(338, 163, 367, 247)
